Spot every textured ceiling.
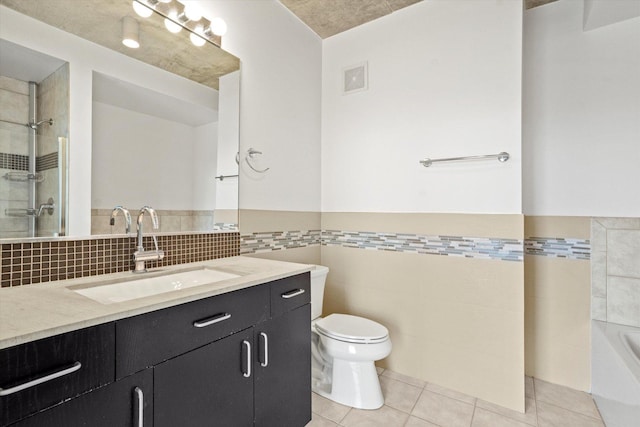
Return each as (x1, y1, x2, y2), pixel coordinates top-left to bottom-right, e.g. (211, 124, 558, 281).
(0, 0, 239, 90)
(280, 0, 560, 39)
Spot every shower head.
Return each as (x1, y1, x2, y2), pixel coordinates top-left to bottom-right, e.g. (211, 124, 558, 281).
(27, 119, 54, 130)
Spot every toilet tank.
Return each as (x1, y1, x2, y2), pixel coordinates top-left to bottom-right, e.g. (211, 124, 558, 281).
(310, 265, 329, 320)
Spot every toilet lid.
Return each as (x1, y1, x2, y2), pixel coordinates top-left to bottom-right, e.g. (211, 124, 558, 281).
(315, 314, 389, 344)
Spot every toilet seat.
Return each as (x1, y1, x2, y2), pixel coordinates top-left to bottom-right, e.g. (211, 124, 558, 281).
(315, 314, 389, 344)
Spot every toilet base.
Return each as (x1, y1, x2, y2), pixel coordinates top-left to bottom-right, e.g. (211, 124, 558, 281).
(314, 359, 384, 410)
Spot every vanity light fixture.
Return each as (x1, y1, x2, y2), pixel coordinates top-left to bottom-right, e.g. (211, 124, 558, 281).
(164, 11, 183, 33)
(190, 25, 206, 46)
(133, 0, 226, 47)
(122, 16, 140, 49)
(132, 0, 153, 18)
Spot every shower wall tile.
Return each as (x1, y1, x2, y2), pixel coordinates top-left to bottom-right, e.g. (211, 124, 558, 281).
(592, 217, 640, 327)
(606, 277, 640, 327)
(590, 251, 606, 298)
(591, 296, 607, 321)
(607, 229, 640, 278)
(0, 89, 28, 125)
(0, 76, 28, 94)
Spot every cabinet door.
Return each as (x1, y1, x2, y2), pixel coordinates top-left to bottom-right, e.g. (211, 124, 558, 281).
(255, 304, 311, 427)
(154, 329, 254, 427)
(11, 369, 153, 427)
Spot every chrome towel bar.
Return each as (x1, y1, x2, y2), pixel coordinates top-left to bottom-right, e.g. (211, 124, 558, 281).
(420, 152, 509, 167)
(215, 174, 239, 181)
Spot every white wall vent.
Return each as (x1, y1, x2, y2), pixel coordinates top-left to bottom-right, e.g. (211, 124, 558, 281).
(342, 62, 368, 94)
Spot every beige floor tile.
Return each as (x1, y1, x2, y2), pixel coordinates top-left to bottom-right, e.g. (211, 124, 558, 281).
(471, 407, 533, 427)
(525, 376, 534, 399)
(476, 397, 537, 426)
(534, 379, 601, 419)
(412, 390, 475, 427)
(404, 416, 440, 427)
(376, 366, 385, 375)
(425, 382, 477, 405)
(311, 392, 351, 424)
(340, 405, 409, 427)
(382, 370, 427, 388)
(306, 413, 340, 427)
(380, 376, 423, 414)
(537, 401, 605, 427)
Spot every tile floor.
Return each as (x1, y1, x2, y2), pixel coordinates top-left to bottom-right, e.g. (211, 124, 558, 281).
(306, 368, 606, 427)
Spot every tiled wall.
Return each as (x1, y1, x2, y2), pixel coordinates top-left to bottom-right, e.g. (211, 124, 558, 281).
(36, 63, 69, 238)
(1, 231, 240, 287)
(0, 75, 30, 239)
(591, 217, 640, 327)
(91, 209, 235, 235)
(524, 216, 591, 392)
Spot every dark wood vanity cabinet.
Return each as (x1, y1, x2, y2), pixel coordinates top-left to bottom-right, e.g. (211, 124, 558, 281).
(0, 271, 311, 427)
(0, 324, 115, 426)
(10, 370, 153, 427)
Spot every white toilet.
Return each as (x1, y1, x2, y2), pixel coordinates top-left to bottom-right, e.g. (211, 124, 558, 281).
(310, 265, 392, 410)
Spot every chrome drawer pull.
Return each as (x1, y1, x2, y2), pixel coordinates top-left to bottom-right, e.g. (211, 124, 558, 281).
(242, 340, 252, 378)
(0, 361, 82, 396)
(260, 332, 269, 367)
(281, 289, 305, 299)
(134, 387, 144, 427)
(193, 313, 232, 328)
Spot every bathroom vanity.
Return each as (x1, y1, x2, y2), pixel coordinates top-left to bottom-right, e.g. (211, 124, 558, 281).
(0, 257, 311, 427)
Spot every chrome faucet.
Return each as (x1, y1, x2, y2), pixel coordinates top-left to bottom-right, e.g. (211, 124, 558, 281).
(110, 206, 132, 234)
(133, 206, 164, 273)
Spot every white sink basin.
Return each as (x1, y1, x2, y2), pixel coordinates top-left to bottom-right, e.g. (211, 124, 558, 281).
(71, 268, 240, 305)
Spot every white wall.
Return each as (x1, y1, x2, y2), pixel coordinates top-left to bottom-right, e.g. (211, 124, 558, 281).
(523, 0, 640, 217)
(0, 6, 218, 235)
(215, 71, 240, 211)
(193, 0, 323, 212)
(321, 0, 523, 214)
(193, 122, 218, 211)
(92, 102, 196, 210)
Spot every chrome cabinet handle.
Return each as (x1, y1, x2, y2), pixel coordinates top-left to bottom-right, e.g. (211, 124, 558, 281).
(0, 361, 82, 396)
(134, 387, 144, 427)
(259, 332, 269, 367)
(242, 340, 251, 378)
(281, 289, 305, 299)
(193, 312, 231, 328)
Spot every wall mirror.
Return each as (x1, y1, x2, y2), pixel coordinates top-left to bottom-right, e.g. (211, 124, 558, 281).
(0, 0, 241, 239)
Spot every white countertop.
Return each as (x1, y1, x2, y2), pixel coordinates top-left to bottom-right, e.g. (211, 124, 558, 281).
(0, 256, 313, 350)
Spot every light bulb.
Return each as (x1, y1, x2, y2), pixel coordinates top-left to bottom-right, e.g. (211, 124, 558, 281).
(122, 16, 140, 48)
(132, 1, 153, 18)
(164, 12, 182, 33)
(190, 32, 206, 46)
(183, 4, 202, 21)
(210, 17, 227, 36)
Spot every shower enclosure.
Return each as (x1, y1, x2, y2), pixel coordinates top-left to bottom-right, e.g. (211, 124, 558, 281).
(0, 42, 69, 239)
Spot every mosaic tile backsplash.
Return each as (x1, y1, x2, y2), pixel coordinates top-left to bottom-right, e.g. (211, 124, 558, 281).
(1, 232, 239, 287)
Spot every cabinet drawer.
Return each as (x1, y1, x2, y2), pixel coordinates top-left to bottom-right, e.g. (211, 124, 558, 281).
(10, 369, 153, 427)
(116, 284, 269, 379)
(0, 323, 115, 427)
(270, 273, 310, 318)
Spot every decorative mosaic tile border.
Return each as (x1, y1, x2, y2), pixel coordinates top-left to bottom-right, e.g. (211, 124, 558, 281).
(322, 230, 523, 261)
(240, 229, 523, 262)
(524, 237, 590, 260)
(0, 153, 28, 171)
(36, 152, 58, 171)
(240, 230, 321, 254)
